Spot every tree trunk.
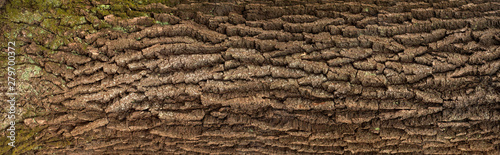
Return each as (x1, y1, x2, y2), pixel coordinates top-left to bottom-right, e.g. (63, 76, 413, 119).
(1, 0, 500, 154)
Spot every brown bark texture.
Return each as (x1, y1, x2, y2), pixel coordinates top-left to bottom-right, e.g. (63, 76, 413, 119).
(0, 0, 500, 154)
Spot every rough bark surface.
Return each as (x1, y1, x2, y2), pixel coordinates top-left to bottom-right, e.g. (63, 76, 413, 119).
(1, 0, 500, 154)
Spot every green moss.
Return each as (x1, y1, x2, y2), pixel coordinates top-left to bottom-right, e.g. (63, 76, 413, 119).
(99, 4, 111, 10)
(37, 45, 54, 55)
(25, 26, 46, 44)
(41, 0, 62, 8)
(127, 10, 150, 17)
(12, 125, 47, 154)
(136, 0, 178, 6)
(32, 66, 42, 75)
(47, 37, 68, 50)
(7, 0, 33, 8)
(73, 24, 95, 32)
(17, 41, 26, 46)
(60, 16, 87, 27)
(92, 18, 113, 30)
(0, 144, 10, 154)
(155, 20, 169, 25)
(26, 56, 36, 64)
(86, 15, 102, 25)
(1, 0, 179, 45)
(3, 23, 25, 41)
(0, 125, 48, 154)
(54, 8, 68, 18)
(21, 65, 42, 81)
(96, 9, 112, 17)
(7, 8, 44, 24)
(112, 26, 127, 33)
(41, 19, 62, 33)
(111, 4, 127, 12)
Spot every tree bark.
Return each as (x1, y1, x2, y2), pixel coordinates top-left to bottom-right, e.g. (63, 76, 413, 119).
(1, 0, 500, 154)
